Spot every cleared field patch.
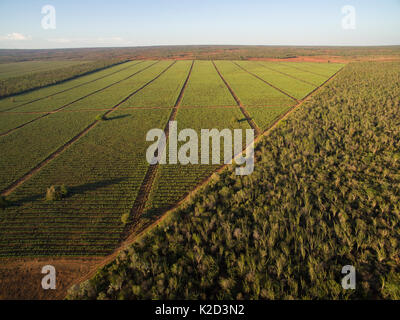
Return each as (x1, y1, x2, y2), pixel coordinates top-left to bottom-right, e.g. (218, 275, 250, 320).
(145, 107, 250, 213)
(213, 61, 295, 107)
(119, 61, 192, 108)
(0, 61, 89, 80)
(246, 106, 292, 131)
(0, 109, 171, 257)
(235, 61, 316, 100)
(181, 61, 236, 107)
(0, 61, 143, 111)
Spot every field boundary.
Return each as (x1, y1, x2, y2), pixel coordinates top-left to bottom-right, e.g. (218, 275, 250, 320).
(212, 61, 261, 135)
(233, 62, 299, 103)
(0, 61, 177, 197)
(0, 61, 145, 113)
(0, 61, 160, 137)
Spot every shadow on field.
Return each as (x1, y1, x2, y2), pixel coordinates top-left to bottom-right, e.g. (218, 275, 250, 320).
(106, 114, 131, 121)
(10, 177, 129, 207)
(238, 117, 252, 123)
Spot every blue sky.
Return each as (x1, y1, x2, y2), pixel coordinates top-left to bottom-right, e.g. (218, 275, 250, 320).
(0, 0, 399, 49)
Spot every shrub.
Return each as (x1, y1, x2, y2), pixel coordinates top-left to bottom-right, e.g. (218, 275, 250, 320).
(121, 212, 130, 225)
(46, 185, 69, 201)
(96, 114, 108, 121)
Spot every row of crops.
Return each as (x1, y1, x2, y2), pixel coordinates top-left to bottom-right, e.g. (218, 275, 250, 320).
(0, 59, 343, 256)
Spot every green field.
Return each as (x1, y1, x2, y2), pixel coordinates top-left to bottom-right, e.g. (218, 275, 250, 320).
(213, 61, 296, 106)
(181, 61, 236, 106)
(0, 109, 171, 256)
(0, 59, 339, 257)
(0, 60, 144, 112)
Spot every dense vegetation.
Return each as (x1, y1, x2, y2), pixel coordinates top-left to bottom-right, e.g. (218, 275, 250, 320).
(68, 61, 400, 300)
(0, 59, 127, 98)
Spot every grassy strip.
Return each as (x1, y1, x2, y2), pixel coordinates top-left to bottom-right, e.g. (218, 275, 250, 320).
(181, 61, 236, 107)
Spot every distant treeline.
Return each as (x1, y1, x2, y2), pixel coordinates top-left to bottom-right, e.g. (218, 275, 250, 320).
(0, 59, 128, 98)
(0, 46, 399, 64)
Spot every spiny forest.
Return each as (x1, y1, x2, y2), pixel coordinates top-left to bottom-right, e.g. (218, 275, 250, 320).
(67, 61, 400, 300)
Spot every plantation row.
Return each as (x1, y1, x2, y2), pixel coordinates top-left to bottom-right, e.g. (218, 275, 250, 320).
(0, 60, 342, 257)
(68, 61, 400, 300)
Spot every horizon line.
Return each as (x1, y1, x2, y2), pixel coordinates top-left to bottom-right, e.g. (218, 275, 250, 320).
(1, 44, 400, 51)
